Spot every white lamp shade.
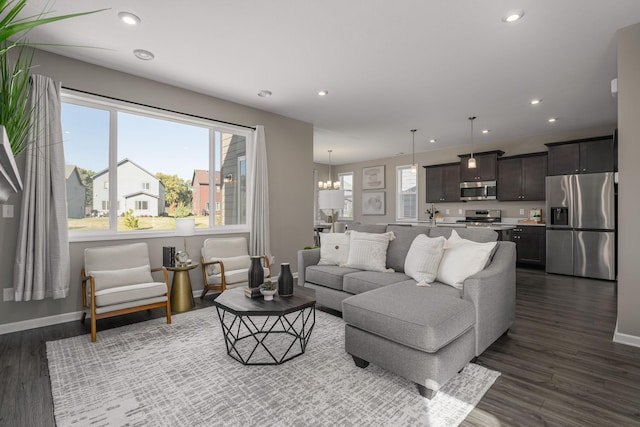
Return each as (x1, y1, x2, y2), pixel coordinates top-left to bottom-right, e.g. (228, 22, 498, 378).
(175, 218, 195, 236)
(318, 189, 344, 211)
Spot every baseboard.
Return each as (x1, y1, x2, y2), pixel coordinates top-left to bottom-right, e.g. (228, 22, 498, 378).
(0, 310, 85, 336)
(613, 323, 640, 348)
(1, 282, 302, 335)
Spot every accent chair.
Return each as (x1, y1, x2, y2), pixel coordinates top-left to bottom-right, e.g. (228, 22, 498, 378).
(200, 236, 271, 298)
(81, 242, 171, 342)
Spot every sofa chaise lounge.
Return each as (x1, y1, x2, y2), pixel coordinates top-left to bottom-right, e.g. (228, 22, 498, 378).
(297, 224, 516, 398)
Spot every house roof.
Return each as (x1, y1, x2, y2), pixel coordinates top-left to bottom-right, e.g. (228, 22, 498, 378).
(123, 191, 160, 200)
(65, 165, 77, 180)
(92, 158, 164, 188)
(191, 169, 209, 186)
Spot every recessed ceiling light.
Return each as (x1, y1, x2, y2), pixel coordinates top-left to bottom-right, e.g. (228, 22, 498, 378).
(118, 11, 141, 25)
(257, 90, 272, 98)
(530, 99, 542, 105)
(429, 138, 437, 143)
(482, 129, 490, 134)
(318, 90, 329, 96)
(133, 49, 154, 60)
(503, 11, 524, 23)
(548, 117, 557, 123)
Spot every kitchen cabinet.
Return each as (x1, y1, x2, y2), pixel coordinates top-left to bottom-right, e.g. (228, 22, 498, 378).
(497, 152, 547, 201)
(512, 225, 545, 266)
(458, 150, 504, 181)
(425, 163, 460, 202)
(546, 135, 615, 176)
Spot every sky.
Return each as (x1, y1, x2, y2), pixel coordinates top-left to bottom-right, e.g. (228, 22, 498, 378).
(61, 102, 217, 181)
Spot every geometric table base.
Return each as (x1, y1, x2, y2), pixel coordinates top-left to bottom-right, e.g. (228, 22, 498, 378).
(215, 306, 315, 365)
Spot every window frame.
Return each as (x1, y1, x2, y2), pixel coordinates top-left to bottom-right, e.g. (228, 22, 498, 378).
(395, 165, 418, 222)
(62, 89, 253, 242)
(338, 171, 354, 220)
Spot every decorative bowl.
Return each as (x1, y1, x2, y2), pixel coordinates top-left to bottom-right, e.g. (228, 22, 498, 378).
(260, 289, 277, 301)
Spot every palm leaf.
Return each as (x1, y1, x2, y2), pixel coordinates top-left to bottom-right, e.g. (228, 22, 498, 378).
(0, 0, 105, 155)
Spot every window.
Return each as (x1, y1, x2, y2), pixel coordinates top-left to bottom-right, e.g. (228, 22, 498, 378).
(135, 200, 148, 210)
(396, 166, 417, 221)
(61, 90, 252, 238)
(338, 172, 353, 219)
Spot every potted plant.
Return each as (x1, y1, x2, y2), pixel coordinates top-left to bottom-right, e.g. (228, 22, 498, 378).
(0, 0, 102, 202)
(259, 280, 277, 301)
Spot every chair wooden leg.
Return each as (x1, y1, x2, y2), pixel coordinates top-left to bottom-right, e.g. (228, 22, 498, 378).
(200, 286, 210, 299)
(91, 315, 97, 342)
(166, 300, 172, 324)
(81, 312, 86, 324)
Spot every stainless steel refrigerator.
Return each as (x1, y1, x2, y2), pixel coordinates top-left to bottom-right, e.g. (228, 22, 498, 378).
(546, 172, 616, 280)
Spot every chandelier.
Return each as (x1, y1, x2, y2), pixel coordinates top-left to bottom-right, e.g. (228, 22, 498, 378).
(318, 149, 340, 189)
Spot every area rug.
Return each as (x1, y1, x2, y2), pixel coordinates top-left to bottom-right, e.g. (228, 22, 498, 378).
(46, 306, 500, 427)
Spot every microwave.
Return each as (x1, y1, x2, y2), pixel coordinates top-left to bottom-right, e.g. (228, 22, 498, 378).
(460, 180, 497, 201)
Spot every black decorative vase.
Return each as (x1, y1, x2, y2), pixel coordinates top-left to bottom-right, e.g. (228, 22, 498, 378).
(278, 263, 294, 297)
(248, 256, 263, 289)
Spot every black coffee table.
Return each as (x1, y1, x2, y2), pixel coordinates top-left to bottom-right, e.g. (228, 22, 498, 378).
(212, 286, 316, 365)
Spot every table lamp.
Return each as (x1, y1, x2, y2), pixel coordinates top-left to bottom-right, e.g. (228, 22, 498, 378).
(175, 218, 195, 262)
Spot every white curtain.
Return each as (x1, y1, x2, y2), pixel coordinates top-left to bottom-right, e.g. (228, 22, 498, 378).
(249, 125, 271, 260)
(13, 75, 70, 301)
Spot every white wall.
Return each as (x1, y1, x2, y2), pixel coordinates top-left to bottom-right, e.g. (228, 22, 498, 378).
(616, 22, 640, 343)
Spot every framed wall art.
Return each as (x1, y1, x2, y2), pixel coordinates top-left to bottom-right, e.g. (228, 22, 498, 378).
(362, 165, 385, 190)
(362, 191, 385, 215)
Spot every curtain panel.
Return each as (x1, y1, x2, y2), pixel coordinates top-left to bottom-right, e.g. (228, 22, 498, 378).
(249, 125, 271, 262)
(13, 74, 70, 301)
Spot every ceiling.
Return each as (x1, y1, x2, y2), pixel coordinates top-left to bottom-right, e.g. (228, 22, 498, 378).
(15, 1, 640, 164)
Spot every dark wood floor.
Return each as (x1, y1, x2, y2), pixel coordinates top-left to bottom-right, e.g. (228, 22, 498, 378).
(1, 268, 639, 426)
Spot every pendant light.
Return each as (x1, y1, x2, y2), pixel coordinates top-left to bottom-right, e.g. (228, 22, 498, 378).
(318, 149, 341, 189)
(468, 116, 477, 169)
(410, 129, 417, 174)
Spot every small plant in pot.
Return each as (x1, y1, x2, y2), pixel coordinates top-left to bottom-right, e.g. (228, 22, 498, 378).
(259, 280, 277, 300)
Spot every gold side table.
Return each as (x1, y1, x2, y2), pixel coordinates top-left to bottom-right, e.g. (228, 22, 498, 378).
(166, 264, 198, 313)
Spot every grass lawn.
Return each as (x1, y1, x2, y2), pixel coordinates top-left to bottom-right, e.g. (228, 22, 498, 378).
(68, 216, 211, 231)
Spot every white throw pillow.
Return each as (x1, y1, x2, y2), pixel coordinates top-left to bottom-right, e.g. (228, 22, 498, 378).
(89, 265, 154, 291)
(343, 231, 395, 272)
(404, 235, 446, 283)
(437, 231, 497, 289)
(207, 255, 251, 275)
(318, 233, 350, 266)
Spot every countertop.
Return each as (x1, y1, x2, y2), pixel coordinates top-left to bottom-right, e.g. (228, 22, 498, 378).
(402, 221, 516, 230)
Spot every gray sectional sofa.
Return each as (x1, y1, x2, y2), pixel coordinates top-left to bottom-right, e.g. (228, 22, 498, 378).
(297, 224, 516, 398)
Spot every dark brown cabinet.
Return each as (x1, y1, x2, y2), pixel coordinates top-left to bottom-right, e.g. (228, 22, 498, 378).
(497, 153, 547, 201)
(512, 225, 545, 266)
(425, 163, 460, 202)
(546, 135, 615, 176)
(458, 150, 503, 182)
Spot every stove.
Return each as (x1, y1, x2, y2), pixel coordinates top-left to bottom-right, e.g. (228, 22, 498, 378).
(456, 209, 502, 226)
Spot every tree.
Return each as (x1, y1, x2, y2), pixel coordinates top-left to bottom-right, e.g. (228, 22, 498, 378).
(156, 173, 191, 209)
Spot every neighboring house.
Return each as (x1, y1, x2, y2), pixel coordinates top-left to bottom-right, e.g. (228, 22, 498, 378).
(65, 165, 86, 219)
(92, 159, 166, 216)
(220, 133, 247, 225)
(191, 170, 221, 217)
